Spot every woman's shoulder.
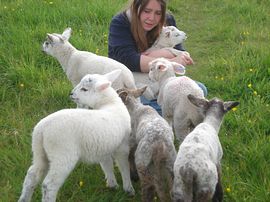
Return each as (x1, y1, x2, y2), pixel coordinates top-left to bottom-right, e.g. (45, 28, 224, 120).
(111, 12, 130, 25)
(165, 12, 177, 26)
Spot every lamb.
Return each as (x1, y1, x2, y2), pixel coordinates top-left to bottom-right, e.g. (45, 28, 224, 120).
(18, 70, 134, 202)
(172, 94, 239, 202)
(148, 57, 205, 142)
(42, 27, 137, 90)
(146, 25, 187, 56)
(117, 86, 177, 202)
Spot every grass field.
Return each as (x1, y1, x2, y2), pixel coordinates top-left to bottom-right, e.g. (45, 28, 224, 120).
(0, 0, 269, 201)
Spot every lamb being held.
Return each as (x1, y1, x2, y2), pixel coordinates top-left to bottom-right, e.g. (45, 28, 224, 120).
(172, 94, 239, 202)
(146, 25, 187, 56)
(18, 70, 134, 202)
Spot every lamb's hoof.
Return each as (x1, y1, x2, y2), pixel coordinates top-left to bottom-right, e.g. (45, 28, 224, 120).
(125, 186, 135, 196)
(106, 180, 119, 190)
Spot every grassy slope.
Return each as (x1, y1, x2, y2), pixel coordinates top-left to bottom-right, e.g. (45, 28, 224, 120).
(0, 0, 269, 201)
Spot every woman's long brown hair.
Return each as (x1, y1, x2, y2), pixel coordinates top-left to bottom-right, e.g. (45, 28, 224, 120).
(128, 0, 166, 52)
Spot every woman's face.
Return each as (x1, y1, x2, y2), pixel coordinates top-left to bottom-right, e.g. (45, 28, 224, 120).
(140, 0, 162, 31)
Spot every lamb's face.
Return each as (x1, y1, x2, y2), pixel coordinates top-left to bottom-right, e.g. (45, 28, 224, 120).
(148, 58, 171, 82)
(70, 74, 109, 108)
(42, 34, 64, 56)
(162, 26, 187, 46)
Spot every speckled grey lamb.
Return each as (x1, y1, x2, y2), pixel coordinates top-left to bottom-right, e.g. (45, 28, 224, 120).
(172, 94, 239, 202)
(117, 87, 177, 202)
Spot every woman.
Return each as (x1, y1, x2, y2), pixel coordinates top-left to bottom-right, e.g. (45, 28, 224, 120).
(108, 0, 207, 113)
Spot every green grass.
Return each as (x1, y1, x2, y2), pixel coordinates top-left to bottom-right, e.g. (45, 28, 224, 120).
(0, 0, 269, 201)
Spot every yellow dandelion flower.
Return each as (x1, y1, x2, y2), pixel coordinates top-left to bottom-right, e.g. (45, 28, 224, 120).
(248, 120, 252, 123)
(226, 187, 231, 193)
(4, 6, 7, 9)
(241, 41, 244, 45)
(220, 77, 224, 81)
(232, 107, 237, 112)
(49, 2, 53, 5)
(253, 91, 257, 96)
(266, 104, 269, 107)
(20, 83, 24, 88)
(79, 180, 84, 187)
(248, 83, 252, 88)
(249, 68, 253, 72)
(215, 76, 218, 79)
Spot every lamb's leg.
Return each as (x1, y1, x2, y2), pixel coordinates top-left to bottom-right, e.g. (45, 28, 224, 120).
(41, 156, 78, 202)
(114, 142, 135, 195)
(212, 165, 223, 202)
(129, 145, 139, 182)
(18, 162, 48, 202)
(100, 156, 118, 189)
(173, 113, 191, 142)
(137, 165, 155, 202)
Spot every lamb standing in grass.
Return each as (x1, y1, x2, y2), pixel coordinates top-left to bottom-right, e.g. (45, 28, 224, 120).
(172, 94, 239, 202)
(117, 87, 177, 202)
(42, 27, 137, 90)
(18, 70, 134, 202)
(148, 57, 205, 142)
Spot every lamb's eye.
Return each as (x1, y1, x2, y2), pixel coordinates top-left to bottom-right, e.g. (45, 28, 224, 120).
(81, 87, 88, 92)
(45, 41, 50, 46)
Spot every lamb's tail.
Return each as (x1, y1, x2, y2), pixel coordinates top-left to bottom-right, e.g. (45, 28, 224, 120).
(180, 163, 197, 201)
(152, 140, 175, 201)
(31, 127, 48, 170)
(18, 128, 48, 202)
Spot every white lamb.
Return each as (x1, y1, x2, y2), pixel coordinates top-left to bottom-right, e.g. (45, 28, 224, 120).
(42, 27, 137, 90)
(146, 25, 187, 56)
(117, 87, 177, 202)
(172, 94, 239, 202)
(18, 70, 134, 202)
(148, 57, 205, 142)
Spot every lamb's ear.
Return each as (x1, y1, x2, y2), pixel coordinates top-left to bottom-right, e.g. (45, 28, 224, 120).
(133, 86, 147, 98)
(104, 69, 122, 83)
(157, 64, 168, 72)
(224, 101, 239, 112)
(165, 30, 171, 38)
(118, 91, 128, 103)
(187, 94, 208, 108)
(62, 27, 72, 41)
(95, 81, 111, 91)
(47, 34, 55, 42)
(171, 62, 186, 75)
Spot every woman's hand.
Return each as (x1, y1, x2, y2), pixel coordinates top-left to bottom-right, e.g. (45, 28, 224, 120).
(172, 51, 194, 66)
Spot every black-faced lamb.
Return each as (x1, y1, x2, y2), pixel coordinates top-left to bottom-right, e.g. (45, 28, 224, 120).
(42, 27, 137, 90)
(172, 94, 239, 202)
(148, 57, 205, 142)
(117, 87, 177, 202)
(18, 70, 134, 202)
